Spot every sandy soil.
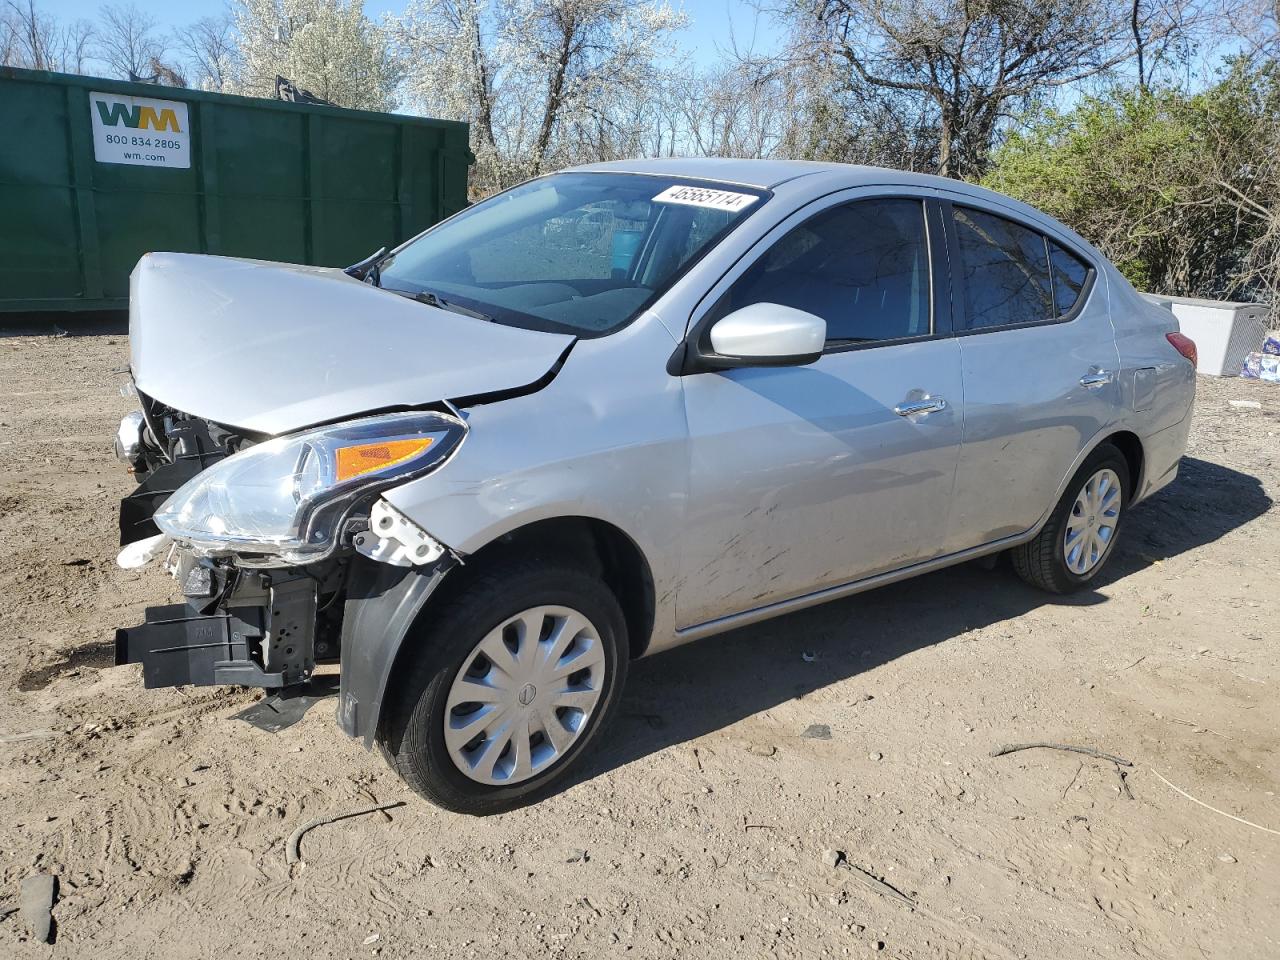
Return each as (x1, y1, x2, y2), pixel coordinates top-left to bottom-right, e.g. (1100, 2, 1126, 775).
(1, 319, 1277, 959)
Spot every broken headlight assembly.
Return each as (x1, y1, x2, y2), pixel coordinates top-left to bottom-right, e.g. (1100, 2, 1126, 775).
(152, 410, 465, 565)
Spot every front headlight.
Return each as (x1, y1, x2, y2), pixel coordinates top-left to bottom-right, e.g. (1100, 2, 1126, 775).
(153, 410, 465, 564)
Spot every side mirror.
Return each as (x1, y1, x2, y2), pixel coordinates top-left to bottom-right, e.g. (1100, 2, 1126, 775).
(702, 302, 826, 369)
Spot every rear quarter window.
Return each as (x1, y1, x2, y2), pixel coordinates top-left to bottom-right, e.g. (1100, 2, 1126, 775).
(1048, 242, 1092, 317)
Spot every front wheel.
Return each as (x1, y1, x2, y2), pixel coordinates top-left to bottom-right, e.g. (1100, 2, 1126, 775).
(1012, 444, 1130, 594)
(377, 558, 628, 814)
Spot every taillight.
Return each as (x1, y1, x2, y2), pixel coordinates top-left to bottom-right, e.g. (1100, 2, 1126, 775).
(1167, 332, 1197, 368)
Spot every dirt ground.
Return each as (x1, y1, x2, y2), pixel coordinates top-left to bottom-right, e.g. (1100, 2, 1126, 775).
(1, 318, 1277, 960)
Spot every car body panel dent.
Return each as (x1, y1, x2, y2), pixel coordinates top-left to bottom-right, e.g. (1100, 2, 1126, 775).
(677, 338, 965, 626)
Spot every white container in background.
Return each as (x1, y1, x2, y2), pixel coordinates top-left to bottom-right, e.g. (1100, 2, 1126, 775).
(1140, 293, 1270, 376)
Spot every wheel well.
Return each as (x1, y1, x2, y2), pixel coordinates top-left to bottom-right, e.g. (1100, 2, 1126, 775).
(435, 517, 656, 659)
(1104, 430, 1144, 497)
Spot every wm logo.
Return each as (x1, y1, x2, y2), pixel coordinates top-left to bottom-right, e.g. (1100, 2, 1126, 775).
(95, 100, 182, 132)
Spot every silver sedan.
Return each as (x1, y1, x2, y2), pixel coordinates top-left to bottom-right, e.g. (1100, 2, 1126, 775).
(113, 159, 1196, 813)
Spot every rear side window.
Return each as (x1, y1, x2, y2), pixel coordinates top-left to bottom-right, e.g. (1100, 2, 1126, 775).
(716, 198, 932, 346)
(1049, 241, 1091, 317)
(953, 207, 1053, 330)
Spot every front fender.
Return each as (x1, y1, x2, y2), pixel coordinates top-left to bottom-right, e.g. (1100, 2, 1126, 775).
(337, 555, 452, 747)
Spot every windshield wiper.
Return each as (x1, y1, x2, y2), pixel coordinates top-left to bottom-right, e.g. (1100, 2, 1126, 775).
(403, 288, 495, 323)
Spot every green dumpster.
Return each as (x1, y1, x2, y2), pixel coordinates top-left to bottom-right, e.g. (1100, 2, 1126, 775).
(0, 67, 472, 312)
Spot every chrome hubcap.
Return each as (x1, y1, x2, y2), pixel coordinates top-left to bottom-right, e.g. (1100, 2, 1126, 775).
(1063, 467, 1122, 575)
(444, 605, 606, 786)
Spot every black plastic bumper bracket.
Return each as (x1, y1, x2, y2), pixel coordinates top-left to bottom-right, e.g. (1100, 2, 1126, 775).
(115, 602, 285, 689)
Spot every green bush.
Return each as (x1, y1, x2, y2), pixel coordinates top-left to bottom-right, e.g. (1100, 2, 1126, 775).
(984, 62, 1280, 306)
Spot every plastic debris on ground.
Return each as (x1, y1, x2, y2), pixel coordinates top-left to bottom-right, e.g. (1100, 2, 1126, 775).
(1241, 333, 1280, 382)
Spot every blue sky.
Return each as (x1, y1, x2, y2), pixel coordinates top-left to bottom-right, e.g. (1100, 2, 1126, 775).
(45, 0, 783, 68)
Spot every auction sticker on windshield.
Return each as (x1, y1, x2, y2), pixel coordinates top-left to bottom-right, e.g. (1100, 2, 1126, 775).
(652, 185, 758, 211)
(90, 91, 190, 169)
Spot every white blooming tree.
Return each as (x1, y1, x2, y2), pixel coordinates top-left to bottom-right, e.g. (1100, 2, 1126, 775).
(391, 0, 686, 193)
(230, 0, 401, 110)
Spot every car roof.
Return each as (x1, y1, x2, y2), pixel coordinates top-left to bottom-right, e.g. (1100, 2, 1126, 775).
(576, 158, 1095, 248)
(567, 157, 1094, 255)
(567, 157, 961, 192)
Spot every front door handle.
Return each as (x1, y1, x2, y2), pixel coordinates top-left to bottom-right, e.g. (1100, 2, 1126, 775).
(894, 397, 948, 417)
(1079, 371, 1114, 389)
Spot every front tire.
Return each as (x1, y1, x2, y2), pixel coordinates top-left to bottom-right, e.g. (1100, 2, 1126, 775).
(377, 557, 628, 815)
(1012, 444, 1130, 594)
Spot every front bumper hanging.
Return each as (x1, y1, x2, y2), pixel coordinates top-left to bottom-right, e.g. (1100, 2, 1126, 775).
(115, 572, 319, 690)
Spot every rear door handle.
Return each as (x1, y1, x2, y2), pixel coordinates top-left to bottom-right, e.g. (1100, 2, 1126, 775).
(894, 397, 948, 417)
(1079, 371, 1114, 389)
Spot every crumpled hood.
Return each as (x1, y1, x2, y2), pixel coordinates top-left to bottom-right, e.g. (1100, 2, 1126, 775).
(129, 253, 575, 435)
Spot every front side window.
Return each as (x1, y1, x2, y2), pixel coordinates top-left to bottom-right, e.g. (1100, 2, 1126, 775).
(712, 198, 932, 346)
(377, 173, 766, 336)
(953, 207, 1053, 330)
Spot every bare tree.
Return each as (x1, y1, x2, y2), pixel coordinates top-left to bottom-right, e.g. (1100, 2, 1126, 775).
(500, 0, 688, 175)
(779, 0, 1199, 178)
(668, 60, 790, 158)
(175, 15, 238, 91)
(2, 0, 95, 72)
(96, 2, 167, 79)
(1131, 0, 1225, 91)
(1133, 0, 1147, 89)
(1227, 0, 1280, 59)
(0, 8, 14, 65)
(61, 16, 95, 72)
(3, 0, 58, 68)
(394, 0, 685, 193)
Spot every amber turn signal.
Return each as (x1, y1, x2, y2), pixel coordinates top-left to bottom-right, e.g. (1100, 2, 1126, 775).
(335, 437, 435, 482)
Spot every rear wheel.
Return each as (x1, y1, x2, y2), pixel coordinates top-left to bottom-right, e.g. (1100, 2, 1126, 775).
(1012, 444, 1130, 594)
(377, 557, 628, 815)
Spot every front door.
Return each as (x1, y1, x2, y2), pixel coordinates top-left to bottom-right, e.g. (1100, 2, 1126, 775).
(677, 194, 964, 629)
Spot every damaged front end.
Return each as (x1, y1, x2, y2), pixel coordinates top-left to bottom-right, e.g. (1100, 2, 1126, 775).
(112, 396, 465, 709)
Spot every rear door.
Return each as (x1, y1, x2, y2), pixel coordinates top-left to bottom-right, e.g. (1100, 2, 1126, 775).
(941, 200, 1121, 553)
(677, 191, 965, 628)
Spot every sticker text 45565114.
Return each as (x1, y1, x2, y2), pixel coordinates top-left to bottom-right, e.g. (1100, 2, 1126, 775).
(651, 185, 758, 212)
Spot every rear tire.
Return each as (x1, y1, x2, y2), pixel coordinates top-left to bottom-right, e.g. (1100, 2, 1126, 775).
(377, 557, 628, 815)
(1012, 444, 1130, 594)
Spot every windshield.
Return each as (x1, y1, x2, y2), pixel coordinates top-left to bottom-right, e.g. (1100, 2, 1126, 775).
(377, 172, 768, 336)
